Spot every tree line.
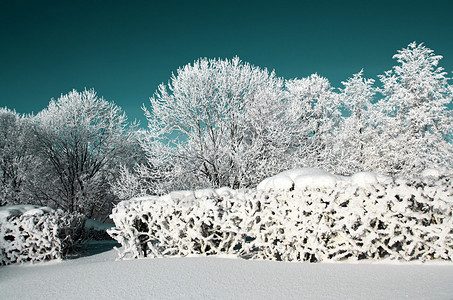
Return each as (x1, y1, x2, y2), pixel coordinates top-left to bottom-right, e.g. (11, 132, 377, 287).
(1, 42, 452, 220)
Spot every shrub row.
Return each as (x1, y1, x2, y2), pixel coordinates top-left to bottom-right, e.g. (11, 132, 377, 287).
(108, 169, 453, 262)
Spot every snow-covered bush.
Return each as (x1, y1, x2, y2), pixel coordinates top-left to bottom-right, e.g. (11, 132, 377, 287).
(251, 168, 453, 262)
(108, 188, 257, 259)
(0, 205, 85, 265)
(109, 168, 453, 262)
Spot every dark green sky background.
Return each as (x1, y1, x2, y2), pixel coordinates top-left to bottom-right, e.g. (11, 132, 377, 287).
(1, 0, 453, 125)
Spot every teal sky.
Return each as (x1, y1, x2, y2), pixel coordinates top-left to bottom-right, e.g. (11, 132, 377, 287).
(1, 0, 453, 125)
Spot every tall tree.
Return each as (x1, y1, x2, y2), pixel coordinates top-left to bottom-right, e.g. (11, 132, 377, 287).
(375, 42, 453, 176)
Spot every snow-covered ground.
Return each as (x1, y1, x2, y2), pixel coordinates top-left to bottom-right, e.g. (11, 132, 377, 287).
(1, 249, 453, 299)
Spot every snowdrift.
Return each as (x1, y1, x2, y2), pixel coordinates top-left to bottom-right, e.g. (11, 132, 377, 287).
(2, 252, 453, 299)
(0, 205, 85, 265)
(109, 168, 453, 262)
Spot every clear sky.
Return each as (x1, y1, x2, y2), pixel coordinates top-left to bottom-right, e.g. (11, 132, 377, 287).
(1, 0, 453, 125)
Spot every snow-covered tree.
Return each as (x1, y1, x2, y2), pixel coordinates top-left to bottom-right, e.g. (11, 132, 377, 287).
(28, 89, 138, 220)
(142, 57, 291, 189)
(0, 108, 33, 206)
(375, 42, 453, 176)
(109, 128, 173, 199)
(333, 70, 376, 174)
(285, 74, 341, 172)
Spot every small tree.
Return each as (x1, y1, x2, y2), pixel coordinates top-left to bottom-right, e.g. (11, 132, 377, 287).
(142, 57, 291, 189)
(285, 74, 341, 172)
(28, 89, 137, 220)
(109, 128, 171, 199)
(376, 42, 453, 176)
(333, 70, 376, 174)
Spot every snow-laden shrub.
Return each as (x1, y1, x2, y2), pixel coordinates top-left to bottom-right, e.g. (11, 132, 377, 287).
(250, 169, 453, 262)
(109, 168, 453, 262)
(108, 188, 257, 259)
(0, 205, 85, 265)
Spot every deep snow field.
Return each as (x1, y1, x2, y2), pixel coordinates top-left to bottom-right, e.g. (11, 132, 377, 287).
(1, 248, 453, 300)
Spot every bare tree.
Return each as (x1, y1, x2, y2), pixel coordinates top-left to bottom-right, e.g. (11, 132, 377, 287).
(28, 89, 138, 220)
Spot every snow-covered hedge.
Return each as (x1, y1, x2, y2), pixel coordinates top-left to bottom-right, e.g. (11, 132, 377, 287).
(108, 189, 252, 259)
(109, 168, 453, 262)
(0, 205, 85, 265)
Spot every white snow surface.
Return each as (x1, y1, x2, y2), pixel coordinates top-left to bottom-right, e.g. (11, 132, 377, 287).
(1, 249, 453, 299)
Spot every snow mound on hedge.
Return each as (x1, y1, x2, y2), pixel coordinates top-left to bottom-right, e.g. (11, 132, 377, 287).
(421, 168, 452, 179)
(257, 168, 392, 192)
(126, 188, 239, 205)
(350, 172, 393, 188)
